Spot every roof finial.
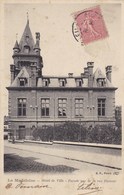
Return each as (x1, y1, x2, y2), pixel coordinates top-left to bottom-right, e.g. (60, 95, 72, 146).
(16, 33, 18, 41)
(27, 12, 29, 24)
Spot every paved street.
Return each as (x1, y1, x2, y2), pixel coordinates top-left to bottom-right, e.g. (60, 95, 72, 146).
(4, 141, 121, 174)
(4, 146, 77, 173)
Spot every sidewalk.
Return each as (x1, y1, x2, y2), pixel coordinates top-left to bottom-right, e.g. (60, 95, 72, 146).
(4, 141, 121, 170)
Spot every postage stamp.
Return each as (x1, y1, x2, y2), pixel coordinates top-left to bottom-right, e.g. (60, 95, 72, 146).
(73, 6, 108, 45)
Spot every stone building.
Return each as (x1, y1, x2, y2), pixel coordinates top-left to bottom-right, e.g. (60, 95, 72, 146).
(7, 19, 117, 140)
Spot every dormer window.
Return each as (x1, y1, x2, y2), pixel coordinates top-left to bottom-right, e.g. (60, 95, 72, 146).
(24, 45, 30, 54)
(76, 79, 82, 87)
(43, 79, 49, 87)
(59, 79, 66, 87)
(19, 78, 27, 87)
(97, 78, 106, 87)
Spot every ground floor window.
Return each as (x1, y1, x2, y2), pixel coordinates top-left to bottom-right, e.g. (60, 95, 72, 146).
(75, 98, 83, 116)
(41, 98, 50, 117)
(98, 98, 106, 116)
(58, 98, 67, 117)
(17, 98, 27, 116)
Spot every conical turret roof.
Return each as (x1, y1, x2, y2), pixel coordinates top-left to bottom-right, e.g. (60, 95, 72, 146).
(13, 40, 19, 49)
(19, 19, 35, 53)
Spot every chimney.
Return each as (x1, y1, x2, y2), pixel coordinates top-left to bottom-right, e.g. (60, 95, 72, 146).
(10, 64, 15, 83)
(68, 73, 73, 78)
(84, 67, 89, 75)
(87, 62, 94, 87)
(30, 63, 37, 87)
(87, 62, 94, 75)
(106, 66, 112, 82)
(34, 32, 40, 54)
(36, 32, 40, 45)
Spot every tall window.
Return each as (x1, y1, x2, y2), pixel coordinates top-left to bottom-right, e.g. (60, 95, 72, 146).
(41, 99, 50, 117)
(18, 98, 27, 116)
(58, 98, 67, 117)
(98, 98, 106, 116)
(75, 98, 83, 116)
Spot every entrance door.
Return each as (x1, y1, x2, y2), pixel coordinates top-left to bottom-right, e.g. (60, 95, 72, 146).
(18, 126, 25, 140)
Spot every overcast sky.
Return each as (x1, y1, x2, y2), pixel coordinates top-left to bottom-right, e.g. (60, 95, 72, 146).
(1, 2, 123, 116)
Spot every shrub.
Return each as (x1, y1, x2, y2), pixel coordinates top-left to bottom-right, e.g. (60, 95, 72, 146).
(32, 122, 121, 144)
(85, 124, 121, 144)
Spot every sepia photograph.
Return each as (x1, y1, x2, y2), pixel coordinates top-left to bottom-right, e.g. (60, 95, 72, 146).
(0, 1, 123, 195)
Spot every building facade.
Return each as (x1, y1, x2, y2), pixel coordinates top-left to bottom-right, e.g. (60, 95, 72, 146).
(115, 106, 122, 128)
(7, 19, 117, 140)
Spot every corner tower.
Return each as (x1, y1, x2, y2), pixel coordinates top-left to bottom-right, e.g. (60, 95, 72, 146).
(11, 18, 43, 87)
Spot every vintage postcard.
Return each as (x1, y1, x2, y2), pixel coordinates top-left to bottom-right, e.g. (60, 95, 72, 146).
(0, 0, 124, 195)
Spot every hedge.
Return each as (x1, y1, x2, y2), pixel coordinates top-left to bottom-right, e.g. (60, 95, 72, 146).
(32, 122, 121, 145)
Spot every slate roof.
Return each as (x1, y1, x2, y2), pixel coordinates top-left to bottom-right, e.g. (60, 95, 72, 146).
(93, 68, 114, 87)
(10, 68, 114, 89)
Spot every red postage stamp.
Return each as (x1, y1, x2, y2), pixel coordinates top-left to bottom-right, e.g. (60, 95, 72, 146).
(73, 6, 108, 45)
